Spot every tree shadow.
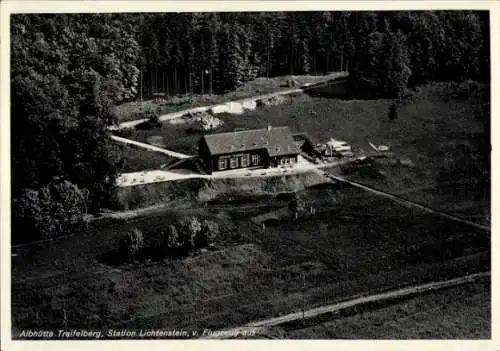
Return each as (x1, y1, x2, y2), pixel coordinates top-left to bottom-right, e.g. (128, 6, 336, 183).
(96, 245, 190, 267)
(302, 79, 351, 99)
(96, 249, 127, 266)
(302, 79, 391, 101)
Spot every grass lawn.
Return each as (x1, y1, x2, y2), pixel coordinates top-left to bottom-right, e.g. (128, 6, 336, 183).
(114, 73, 345, 122)
(111, 142, 177, 173)
(12, 180, 490, 336)
(12, 81, 490, 337)
(123, 81, 489, 221)
(286, 276, 490, 339)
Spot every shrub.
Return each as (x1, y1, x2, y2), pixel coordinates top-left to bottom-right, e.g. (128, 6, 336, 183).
(288, 195, 305, 213)
(12, 180, 89, 243)
(120, 227, 144, 262)
(133, 108, 161, 130)
(178, 216, 202, 250)
(451, 80, 487, 100)
(148, 114, 160, 127)
(166, 95, 193, 106)
(288, 195, 306, 220)
(163, 224, 183, 251)
(196, 220, 220, 248)
(188, 111, 224, 132)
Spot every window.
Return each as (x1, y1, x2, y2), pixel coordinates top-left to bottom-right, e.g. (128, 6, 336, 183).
(218, 157, 227, 170)
(241, 154, 249, 167)
(230, 157, 238, 169)
(251, 154, 261, 166)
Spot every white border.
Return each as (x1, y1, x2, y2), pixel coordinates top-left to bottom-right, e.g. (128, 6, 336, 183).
(1, 1, 499, 351)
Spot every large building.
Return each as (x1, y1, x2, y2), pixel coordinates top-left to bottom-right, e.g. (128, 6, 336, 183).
(198, 126, 300, 174)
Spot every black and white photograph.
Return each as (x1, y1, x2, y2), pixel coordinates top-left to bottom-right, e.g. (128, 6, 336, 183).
(1, 1, 496, 347)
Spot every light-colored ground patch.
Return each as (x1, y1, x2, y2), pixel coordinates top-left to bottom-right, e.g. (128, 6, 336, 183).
(112, 72, 349, 127)
(242, 100, 257, 110)
(111, 135, 192, 159)
(116, 155, 356, 187)
(112, 73, 349, 130)
(146, 135, 165, 147)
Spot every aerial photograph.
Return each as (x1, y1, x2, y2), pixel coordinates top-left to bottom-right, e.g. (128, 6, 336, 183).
(8, 10, 490, 340)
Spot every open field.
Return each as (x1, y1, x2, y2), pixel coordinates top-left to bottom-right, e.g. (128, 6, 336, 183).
(12, 81, 490, 338)
(110, 142, 177, 173)
(285, 276, 490, 339)
(12, 177, 490, 336)
(113, 72, 346, 123)
(119, 82, 489, 222)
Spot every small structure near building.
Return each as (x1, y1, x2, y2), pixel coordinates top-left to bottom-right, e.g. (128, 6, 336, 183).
(323, 138, 353, 157)
(198, 126, 300, 174)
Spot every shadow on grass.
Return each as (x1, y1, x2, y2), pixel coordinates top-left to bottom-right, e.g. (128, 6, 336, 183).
(96, 245, 190, 267)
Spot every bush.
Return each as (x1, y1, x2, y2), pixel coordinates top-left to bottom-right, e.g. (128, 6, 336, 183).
(288, 195, 305, 213)
(166, 95, 193, 106)
(451, 80, 487, 100)
(134, 108, 161, 130)
(188, 111, 224, 132)
(161, 217, 219, 256)
(288, 195, 306, 220)
(120, 227, 144, 262)
(162, 224, 183, 251)
(12, 180, 89, 243)
(148, 114, 161, 127)
(196, 220, 220, 248)
(178, 216, 202, 250)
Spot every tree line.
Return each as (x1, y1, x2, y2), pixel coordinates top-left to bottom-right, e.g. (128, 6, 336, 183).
(10, 11, 489, 243)
(136, 11, 489, 97)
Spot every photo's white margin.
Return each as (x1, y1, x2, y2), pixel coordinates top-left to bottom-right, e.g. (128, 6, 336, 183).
(0, 1, 498, 350)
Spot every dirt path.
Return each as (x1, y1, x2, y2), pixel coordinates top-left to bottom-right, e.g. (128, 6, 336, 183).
(111, 135, 192, 159)
(202, 272, 489, 338)
(111, 75, 348, 130)
(115, 154, 355, 187)
(321, 171, 490, 232)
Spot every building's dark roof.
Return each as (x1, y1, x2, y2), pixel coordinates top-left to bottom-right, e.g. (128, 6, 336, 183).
(202, 126, 300, 157)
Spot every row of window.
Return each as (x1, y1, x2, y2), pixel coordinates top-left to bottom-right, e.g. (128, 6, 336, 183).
(279, 157, 295, 165)
(218, 154, 261, 170)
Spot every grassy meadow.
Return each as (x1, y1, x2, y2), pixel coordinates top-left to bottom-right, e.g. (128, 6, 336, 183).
(12, 81, 490, 338)
(12, 178, 490, 335)
(120, 81, 490, 222)
(286, 276, 490, 339)
(113, 73, 345, 123)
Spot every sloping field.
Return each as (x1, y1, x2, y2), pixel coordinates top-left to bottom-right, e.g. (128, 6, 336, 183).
(122, 82, 489, 221)
(113, 72, 346, 123)
(111, 142, 177, 173)
(12, 82, 489, 338)
(12, 179, 490, 337)
(112, 170, 329, 210)
(286, 276, 490, 339)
